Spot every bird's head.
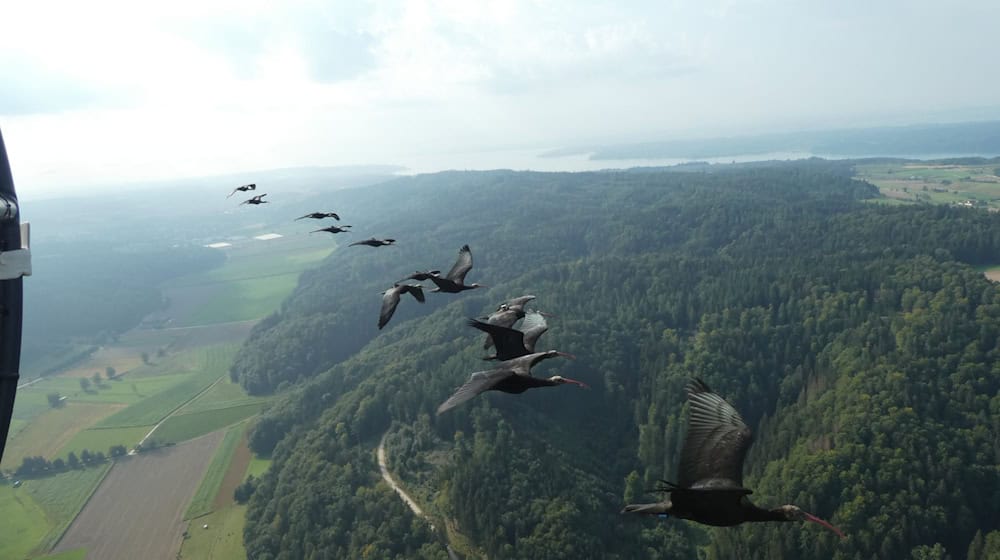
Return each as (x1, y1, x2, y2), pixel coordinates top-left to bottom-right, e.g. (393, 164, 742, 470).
(775, 505, 845, 538)
(547, 350, 576, 360)
(547, 375, 589, 388)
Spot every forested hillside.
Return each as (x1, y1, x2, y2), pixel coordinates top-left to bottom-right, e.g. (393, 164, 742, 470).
(236, 162, 1000, 559)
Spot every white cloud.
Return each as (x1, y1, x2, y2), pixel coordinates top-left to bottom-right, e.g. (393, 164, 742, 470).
(1, 0, 999, 195)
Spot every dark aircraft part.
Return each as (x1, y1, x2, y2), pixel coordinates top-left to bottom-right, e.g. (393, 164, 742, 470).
(0, 128, 30, 464)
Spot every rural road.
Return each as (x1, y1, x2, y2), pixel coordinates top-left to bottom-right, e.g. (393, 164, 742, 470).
(378, 433, 468, 559)
(377, 432, 427, 520)
(16, 376, 44, 389)
(134, 375, 225, 452)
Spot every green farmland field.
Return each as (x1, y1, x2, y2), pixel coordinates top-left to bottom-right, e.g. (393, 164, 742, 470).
(0, 483, 49, 560)
(152, 403, 266, 444)
(184, 424, 245, 520)
(59, 426, 152, 458)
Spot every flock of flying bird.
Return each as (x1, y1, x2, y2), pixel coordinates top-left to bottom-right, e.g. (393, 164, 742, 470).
(227, 182, 846, 539)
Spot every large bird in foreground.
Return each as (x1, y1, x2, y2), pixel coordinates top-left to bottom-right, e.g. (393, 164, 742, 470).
(379, 283, 425, 329)
(312, 225, 352, 234)
(469, 310, 550, 360)
(227, 183, 256, 198)
(349, 237, 396, 247)
(296, 212, 340, 221)
(428, 245, 485, 293)
(241, 193, 268, 205)
(621, 379, 845, 538)
(436, 350, 586, 414)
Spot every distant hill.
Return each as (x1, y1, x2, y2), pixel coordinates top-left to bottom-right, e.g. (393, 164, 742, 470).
(554, 120, 1000, 161)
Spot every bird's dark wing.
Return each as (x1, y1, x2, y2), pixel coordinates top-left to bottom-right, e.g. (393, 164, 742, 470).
(379, 287, 402, 329)
(329, 212, 340, 220)
(519, 311, 549, 352)
(402, 284, 425, 303)
(678, 379, 753, 489)
(467, 319, 528, 360)
(482, 308, 522, 349)
(445, 244, 473, 283)
(437, 368, 512, 414)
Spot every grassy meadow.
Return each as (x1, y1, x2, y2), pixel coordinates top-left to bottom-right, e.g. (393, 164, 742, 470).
(184, 423, 246, 520)
(0, 465, 112, 558)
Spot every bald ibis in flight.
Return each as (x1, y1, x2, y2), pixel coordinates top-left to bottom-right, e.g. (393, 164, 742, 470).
(296, 212, 340, 221)
(399, 270, 441, 282)
(311, 225, 352, 234)
(436, 350, 586, 414)
(467, 309, 550, 361)
(349, 237, 396, 247)
(479, 296, 539, 349)
(227, 183, 256, 198)
(241, 193, 268, 205)
(621, 379, 845, 538)
(428, 245, 485, 293)
(496, 295, 536, 312)
(379, 283, 425, 329)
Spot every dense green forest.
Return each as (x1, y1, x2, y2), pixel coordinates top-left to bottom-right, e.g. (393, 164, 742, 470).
(235, 162, 1000, 559)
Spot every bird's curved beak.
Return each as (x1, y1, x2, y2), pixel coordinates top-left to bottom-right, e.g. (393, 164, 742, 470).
(561, 376, 589, 389)
(555, 351, 576, 360)
(803, 512, 845, 539)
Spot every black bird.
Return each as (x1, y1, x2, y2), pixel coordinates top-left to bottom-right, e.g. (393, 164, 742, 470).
(241, 193, 268, 205)
(479, 296, 539, 349)
(379, 283, 425, 329)
(621, 379, 845, 538)
(467, 310, 550, 361)
(296, 212, 340, 221)
(437, 350, 586, 414)
(227, 183, 256, 198)
(349, 237, 396, 247)
(311, 225, 352, 234)
(428, 245, 485, 293)
(399, 270, 441, 282)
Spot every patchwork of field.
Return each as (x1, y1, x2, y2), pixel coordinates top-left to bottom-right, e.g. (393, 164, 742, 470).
(5, 217, 327, 558)
(185, 423, 246, 520)
(0, 403, 124, 469)
(53, 432, 225, 560)
(178, 424, 256, 560)
(0, 465, 112, 558)
(856, 161, 1000, 208)
(154, 240, 333, 328)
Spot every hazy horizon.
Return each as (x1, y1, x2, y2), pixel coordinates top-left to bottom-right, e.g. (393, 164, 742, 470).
(3, 0, 1000, 196)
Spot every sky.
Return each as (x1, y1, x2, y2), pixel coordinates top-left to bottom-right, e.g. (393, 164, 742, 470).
(2, 0, 999, 196)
